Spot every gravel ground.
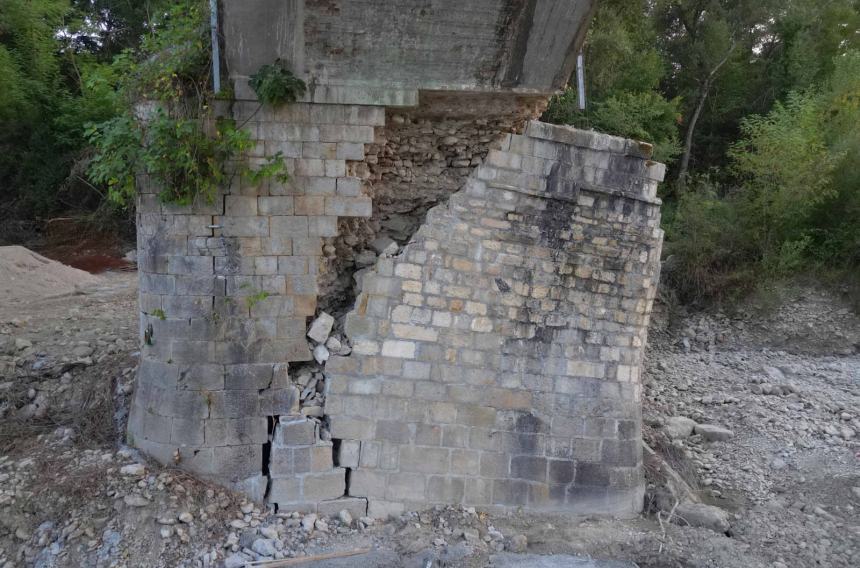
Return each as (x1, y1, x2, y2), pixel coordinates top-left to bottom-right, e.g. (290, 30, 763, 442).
(0, 273, 857, 567)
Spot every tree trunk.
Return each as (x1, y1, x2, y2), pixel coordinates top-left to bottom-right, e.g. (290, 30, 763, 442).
(677, 43, 736, 187)
(677, 82, 711, 186)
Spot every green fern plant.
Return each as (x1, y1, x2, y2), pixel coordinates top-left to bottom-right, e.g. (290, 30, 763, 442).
(249, 60, 307, 106)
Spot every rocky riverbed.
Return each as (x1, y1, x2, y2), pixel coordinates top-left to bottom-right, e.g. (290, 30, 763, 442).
(0, 272, 857, 567)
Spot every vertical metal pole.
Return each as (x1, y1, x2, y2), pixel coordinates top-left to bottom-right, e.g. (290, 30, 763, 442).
(210, 0, 221, 94)
(576, 51, 586, 111)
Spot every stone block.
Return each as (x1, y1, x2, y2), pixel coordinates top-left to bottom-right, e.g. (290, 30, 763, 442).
(381, 340, 415, 359)
(268, 477, 302, 504)
(277, 256, 307, 274)
(213, 445, 263, 480)
(336, 177, 362, 196)
(336, 440, 360, 468)
(310, 444, 335, 472)
(399, 446, 449, 474)
(258, 196, 295, 215)
(511, 456, 547, 483)
(302, 142, 337, 159)
(601, 440, 640, 467)
(426, 476, 465, 503)
(374, 420, 411, 444)
(367, 500, 405, 519)
(359, 441, 381, 468)
(324, 160, 346, 178)
(224, 364, 273, 390)
(330, 416, 375, 439)
(548, 459, 576, 484)
(317, 497, 368, 519)
(208, 390, 259, 419)
(302, 469, 347, 500)
(575, 462, 611, 487)
(318, 125, 375, 143)
(274, 418, 317, 446)
(307, 312, 335, 343)
(325, 196, 372, 217)
(173, 364, 222, 391)
(270, 216, 309, 237)
(492, 479, 530, 506)
(205, 417, 268, 445)
(167, 255, 214, 275)
(170, 418, 204, 446)
(216, 216, 269, 237)
(225, 196, 258, 216)
(386, 473, 426, 501)
(336, 142, 365, 160)
(307, 215, 339, 237)
(349, 469, 387, 498)
(295, 196, 326, 215)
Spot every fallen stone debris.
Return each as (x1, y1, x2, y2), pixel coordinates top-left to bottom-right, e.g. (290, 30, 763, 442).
(1, 273, 857, 567)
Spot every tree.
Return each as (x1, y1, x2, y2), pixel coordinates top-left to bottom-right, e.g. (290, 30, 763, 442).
(543, 0, 682, 163)
(655, 0, 779, 184)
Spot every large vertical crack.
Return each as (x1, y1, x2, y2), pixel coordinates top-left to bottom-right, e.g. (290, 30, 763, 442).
(316, 92, 548, 320)
(264, 92, 548, 508)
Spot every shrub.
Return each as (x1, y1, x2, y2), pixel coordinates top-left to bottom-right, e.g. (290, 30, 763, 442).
(544, 90, 682, 163)
(249, 60, 307, 106)
(662, 177, 755, 301)
(85, 2, 296, 206)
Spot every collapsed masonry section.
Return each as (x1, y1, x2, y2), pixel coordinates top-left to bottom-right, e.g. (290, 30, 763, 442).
(319, 93, 546, 318)
(325, 121, 665, 517)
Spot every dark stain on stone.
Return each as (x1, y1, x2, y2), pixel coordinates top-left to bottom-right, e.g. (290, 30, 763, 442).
(494, 278, 511, 293)
(501, 0, 537, 87)
(491, 0, 537, 87)
(515, 413, 547, 434)
(531, 325, 554, 344)
(545, 161, 579, 200)
(537, 182, 578, 250)
(622, 199, 635, 216)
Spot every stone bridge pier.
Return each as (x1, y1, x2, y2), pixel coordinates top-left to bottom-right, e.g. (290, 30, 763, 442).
(128, 0, 666, 519)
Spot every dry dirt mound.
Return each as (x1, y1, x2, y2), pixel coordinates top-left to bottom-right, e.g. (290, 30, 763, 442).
(0, 246, 100, 304)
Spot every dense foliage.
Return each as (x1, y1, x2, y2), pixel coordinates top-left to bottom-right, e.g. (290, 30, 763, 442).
(85, 3, 294, 206)
(249, 61, 307, 107)
(0, 0, 293, 220)
(0, 0, 173, 222)
(546, 0, 860, 302)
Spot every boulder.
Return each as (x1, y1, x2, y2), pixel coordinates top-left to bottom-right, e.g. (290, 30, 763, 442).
(675, 502, 731, 533)
(664, 416, 697, 439)
(307, 312, 335, 343)
(694, 424, 734, 442)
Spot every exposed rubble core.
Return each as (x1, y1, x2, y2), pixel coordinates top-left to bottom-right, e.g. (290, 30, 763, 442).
(318, 93, 547, 318)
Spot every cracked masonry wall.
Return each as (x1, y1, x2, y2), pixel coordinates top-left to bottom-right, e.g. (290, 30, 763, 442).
(326, 121, 665, 517)
(128, 0, 668, 518)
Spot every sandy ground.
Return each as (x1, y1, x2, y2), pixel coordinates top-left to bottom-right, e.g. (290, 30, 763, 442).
(0, 246, 102, 304)
(0, 262, 857, 567)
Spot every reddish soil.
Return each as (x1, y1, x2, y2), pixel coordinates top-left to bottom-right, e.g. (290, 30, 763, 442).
(34, 218, 135, 274)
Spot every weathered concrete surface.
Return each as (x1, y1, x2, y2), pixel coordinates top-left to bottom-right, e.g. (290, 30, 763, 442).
(222, 0, 595, 100)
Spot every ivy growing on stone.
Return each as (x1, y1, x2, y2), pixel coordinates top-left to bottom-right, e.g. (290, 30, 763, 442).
(85, 1, 291, 206)
(249, 60, 307, 107)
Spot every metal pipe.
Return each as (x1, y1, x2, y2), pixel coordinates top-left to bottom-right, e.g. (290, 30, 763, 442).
(576, 51, 586, 111)
(210, 0, 221, 94)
